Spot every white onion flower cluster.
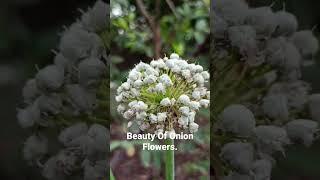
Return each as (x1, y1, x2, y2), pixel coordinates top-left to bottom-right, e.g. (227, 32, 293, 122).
(213, 0, 320, 179)
(18, 1, 109, 180)
(116, 53, 210, 134)
(212, 0, 318, 80)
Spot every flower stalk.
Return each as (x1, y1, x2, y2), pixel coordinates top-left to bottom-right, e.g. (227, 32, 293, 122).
(165, 138, 175, 180)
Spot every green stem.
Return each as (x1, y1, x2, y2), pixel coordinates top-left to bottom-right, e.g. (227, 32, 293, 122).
(165, 138, 175, 180)
(110, 168, 116, 180)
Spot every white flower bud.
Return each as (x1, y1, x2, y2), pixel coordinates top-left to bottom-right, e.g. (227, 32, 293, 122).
(35, 65, 64, 92)
(188, 111, 196, 123)
(274, 11, 298, 36)
(193, 73, 205, 86)
(117, 104, 126, 114)
(220, 104, 256, 136)
(254, 125, 290, 154)
(136, 111, 147, 120)
(199, 99, 210, 108)
(178, 94, 190, 105)
(178, 116, 189, 127)
(17, 103, 40, 128)
(189, 101, 200, 111)
(115, 94, 123, 102)
(170, 53, 179, 59)
(155, 83, 166, 94)
(181, 69, 192, 80)
(201, 71, 210, 80)
(121, 82, 130, 90)
(58, 123, 88, 146)
(179, 106, 190, 116)
(159, 74, 173, 86)
(144, 75, 157, 84)
(286, 119, 318, 147)
(262, 94, 289, 121)
(160, 97, 171, 106)
(123, 109, 134, 119)
(128, 69, 141, 81)
(133, 79, 143, 87)
(220, 142, 254, 173)
(192, 90, 201, 100)
(22, 79, 39, 104)
(252, 159, 273, 180)
(291, 30, 319, 57)
(189, 122, 199, 133)
(23, 135, 48, 161)
(157, 112, 167, 122)
(78, 57, 106, 87)
(66, 84, 97, 113)
(149, 114, 158, 124)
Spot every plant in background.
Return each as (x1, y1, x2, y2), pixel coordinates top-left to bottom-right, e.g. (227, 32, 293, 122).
(212, 0, 320, 179)
(17, 1, 109, 179)
(115, 53, 210, 180)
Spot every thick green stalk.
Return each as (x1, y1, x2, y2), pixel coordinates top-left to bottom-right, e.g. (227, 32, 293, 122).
(110, 168, 116, 180)
(165, 138, 175, 180)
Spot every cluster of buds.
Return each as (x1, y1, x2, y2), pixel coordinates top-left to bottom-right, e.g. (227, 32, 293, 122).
(116, 53, 210, 135)
(212, 0, 320, 179)
(18, 1, 109, 180)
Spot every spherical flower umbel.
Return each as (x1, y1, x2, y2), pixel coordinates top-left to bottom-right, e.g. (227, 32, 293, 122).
(116, 53, 210, 133)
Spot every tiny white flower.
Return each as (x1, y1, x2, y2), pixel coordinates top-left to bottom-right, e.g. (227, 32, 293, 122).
(179, 106, 190, 116)
(252, 159, 273, 180)
(286, 119, 318, 147)
(17, 103, 40, 128)
(254, 125, 290, 154)
(121, 82, 130, 90)
(128, 69, 141, 81)
(220, 104, 256, 137)
(136, 111, 147, 120)
(149, 114, 158, 124)
(192, 90, 201, 100)
(35, 65, 64, 92)
(178, 94, 190, 105)
(157, 112, 167, 122)
(115, 94, 123, 102)
(189, 101, 200, 110)
(201, 71, 210, 80)
(159, 74, 173, 86)
(160, 97, 171, 106)
(189, 122, 199, 133)
(199, 99, 210, 108)
(221, 142, 254, 173)
(178, 116, 189, 127)
(170, 53, 180, 59)
(155, 83, 166, 94)
(23, 135, 48, 161)
(181, 69, 192, 80)
(144, 75, 157, 84)
(193, 73, 205, 86)
(188, 111, 196, 123)
(130, 88, 140, 97)
(127, 121, 133, 128)
(136, 101, 148, 111)
(123, 109, 134, 119)
(194, 65, 203, 73)
(133, 79, 143, 87)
